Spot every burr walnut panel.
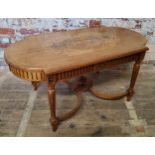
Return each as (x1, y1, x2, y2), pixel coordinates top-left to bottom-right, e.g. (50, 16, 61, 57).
(5, 26, 147, 76)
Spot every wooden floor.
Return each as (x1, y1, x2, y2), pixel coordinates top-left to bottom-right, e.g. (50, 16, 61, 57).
(0, 68, 155, 136)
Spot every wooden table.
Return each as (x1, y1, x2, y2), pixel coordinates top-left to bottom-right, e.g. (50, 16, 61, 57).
(4, 26, 148, 131)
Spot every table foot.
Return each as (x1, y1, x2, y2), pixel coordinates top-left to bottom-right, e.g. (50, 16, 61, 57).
(31, 81, 40, 91)
(126, 90, 135, 101)
(50, 118, 59, 131)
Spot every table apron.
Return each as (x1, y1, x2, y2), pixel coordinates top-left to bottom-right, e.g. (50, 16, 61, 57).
(47, 52, 144, 83)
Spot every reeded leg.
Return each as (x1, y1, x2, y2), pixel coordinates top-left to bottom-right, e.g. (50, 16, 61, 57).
(47, 82, 59, 131)
(31, 81, 39, 91)
(127, 63, 140, 101)
(127, 53, 145, 101)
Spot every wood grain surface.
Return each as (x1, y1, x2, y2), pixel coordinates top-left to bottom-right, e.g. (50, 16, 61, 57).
(5, 27, 147, 75)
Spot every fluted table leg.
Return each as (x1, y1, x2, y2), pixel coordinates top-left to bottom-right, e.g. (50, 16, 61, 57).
(127, 53, 145, 101)
(46, 78, 84, 131)
(47, 82, 59, 131)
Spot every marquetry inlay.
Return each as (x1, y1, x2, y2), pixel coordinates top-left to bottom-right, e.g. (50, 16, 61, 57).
(9, 65, 45, 81)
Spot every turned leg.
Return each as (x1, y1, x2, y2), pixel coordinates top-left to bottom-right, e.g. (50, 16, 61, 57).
(47, 82, 59, 131)
(31, 81, 39, 91)
(127, 53, 145, 101)
(127, 63, 140, 101)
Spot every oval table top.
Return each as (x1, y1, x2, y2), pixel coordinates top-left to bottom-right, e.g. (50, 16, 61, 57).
(5, 26, 148, 74)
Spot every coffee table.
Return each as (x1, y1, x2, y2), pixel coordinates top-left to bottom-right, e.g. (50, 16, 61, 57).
(4, 26, 148, 131)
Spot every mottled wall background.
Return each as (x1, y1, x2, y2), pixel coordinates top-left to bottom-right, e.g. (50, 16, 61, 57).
(0, 18, 155, 70)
